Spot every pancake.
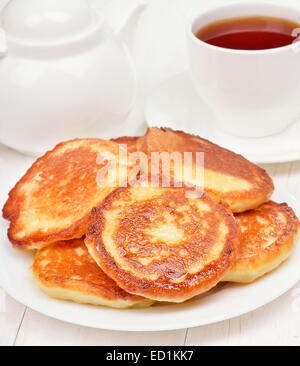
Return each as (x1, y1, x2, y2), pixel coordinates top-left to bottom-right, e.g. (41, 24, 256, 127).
(31, 239, 153, 309)
(137, 128, 274, 213)
(85, 182, 239, 303)
(111, 136, 139, 153)
(3, 138, 134, 250)
(223, 201, 299, 283)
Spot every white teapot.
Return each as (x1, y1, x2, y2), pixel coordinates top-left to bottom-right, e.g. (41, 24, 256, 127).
(0, 0, 146, 155)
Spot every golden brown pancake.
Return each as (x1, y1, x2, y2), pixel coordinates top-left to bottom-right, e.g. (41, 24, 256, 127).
(223, 201, 299, 283)
(85, 182, 239, 303)
(111, 136, 139, 153)
(31, 239, 153, 308)
(3, 138, 134, 250)
(137, 128, 274, 212)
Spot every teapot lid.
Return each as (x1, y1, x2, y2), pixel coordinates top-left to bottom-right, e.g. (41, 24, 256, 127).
(1, 0, 97, 44)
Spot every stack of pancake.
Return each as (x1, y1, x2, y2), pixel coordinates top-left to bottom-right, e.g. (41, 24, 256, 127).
(2, 128, 299, 308)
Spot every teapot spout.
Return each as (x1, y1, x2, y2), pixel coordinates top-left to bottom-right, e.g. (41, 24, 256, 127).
(103, 0, 147, 49)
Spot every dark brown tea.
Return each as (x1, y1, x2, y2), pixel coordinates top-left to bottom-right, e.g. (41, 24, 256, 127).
(196, 16, 300, 50)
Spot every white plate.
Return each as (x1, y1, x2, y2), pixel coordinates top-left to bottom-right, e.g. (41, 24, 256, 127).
(145, 72, 300, 164)
(1, 146, 300, 332)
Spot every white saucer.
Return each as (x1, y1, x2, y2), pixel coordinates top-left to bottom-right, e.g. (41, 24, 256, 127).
(145, 72, 300, 164)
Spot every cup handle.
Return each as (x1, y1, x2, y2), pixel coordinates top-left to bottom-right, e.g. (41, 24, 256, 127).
(0, 28, 7, 57)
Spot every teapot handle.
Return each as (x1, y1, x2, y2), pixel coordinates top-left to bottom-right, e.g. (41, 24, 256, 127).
(0, 28, 7, 57)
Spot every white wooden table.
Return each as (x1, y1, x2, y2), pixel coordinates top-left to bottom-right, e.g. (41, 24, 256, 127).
(1, 161, 300, 346)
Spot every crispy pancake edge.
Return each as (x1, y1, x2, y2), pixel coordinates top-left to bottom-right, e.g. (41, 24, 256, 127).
(224, 201, 300, 283)
(85, 185, 240, 303)
(111, 136, 139, 153)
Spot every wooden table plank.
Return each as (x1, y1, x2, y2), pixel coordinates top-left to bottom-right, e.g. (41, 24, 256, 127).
(0, 293, 26, 346)
(186, 282, 300, 346)
(15, 308, 187, 346)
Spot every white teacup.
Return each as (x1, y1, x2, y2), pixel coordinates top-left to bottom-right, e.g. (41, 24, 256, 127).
(187, 2, 300, 138)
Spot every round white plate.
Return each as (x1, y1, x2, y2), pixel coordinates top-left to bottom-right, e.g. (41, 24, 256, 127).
(1, 178, 300, 331)
(145, 72, 300, 164)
